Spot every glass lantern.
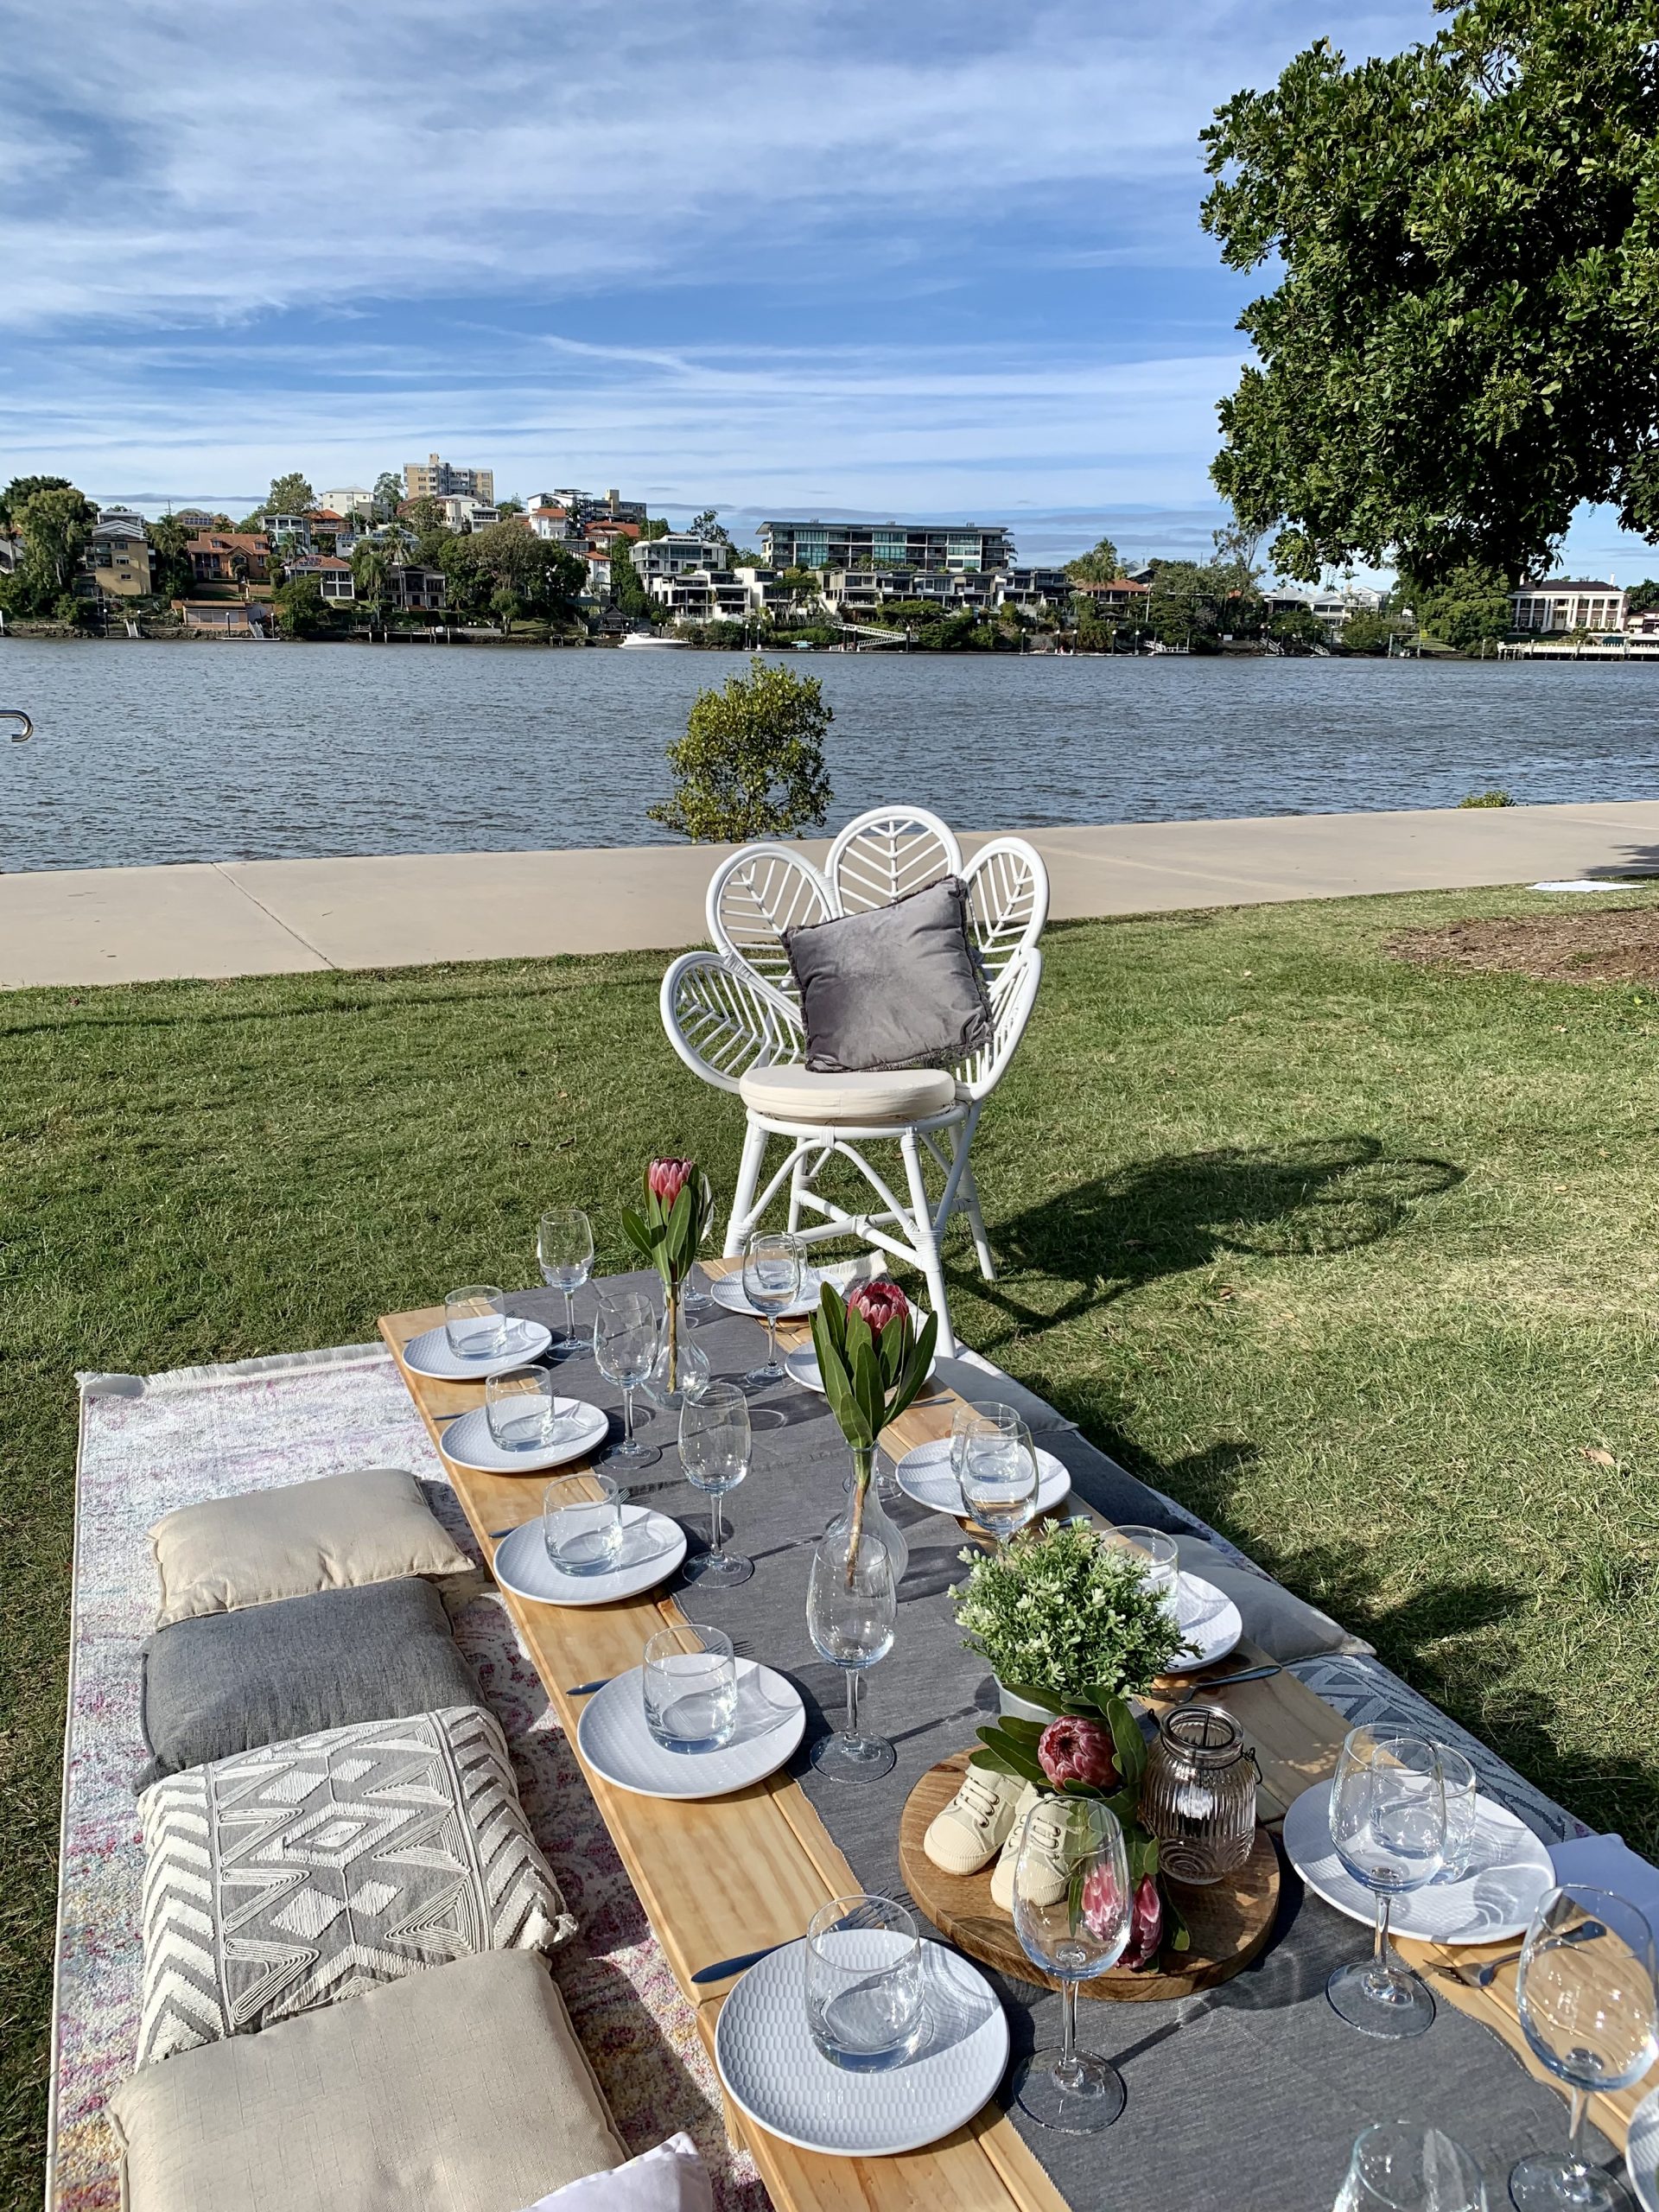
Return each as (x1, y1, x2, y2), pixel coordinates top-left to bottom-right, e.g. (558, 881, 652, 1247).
(1139, 1704, 1259, 1886)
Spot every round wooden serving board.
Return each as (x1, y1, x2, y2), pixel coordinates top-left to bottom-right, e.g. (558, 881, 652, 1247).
(898, 1750, 1281, 2004)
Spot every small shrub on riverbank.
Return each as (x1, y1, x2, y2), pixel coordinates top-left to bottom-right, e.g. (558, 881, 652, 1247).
(649, 652, 833, 840)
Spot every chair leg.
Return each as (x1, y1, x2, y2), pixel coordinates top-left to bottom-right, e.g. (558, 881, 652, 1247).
(957, 1148, 995, 1282)
(725, 1116, 768, 1256)
(899, 1128, 957, 1355)
(786, 1150, 807, 1234)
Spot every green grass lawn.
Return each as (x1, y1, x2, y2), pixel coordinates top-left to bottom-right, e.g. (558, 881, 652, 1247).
(8, 883, 1659, 2191)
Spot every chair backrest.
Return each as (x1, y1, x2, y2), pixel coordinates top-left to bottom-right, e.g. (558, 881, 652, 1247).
(826, 807, 963, 914)
(705, 844, 833, 995)
(957, 944, 1042, 1100)
(961, 836, 1049, 988)
(660, 950, 804, 1095)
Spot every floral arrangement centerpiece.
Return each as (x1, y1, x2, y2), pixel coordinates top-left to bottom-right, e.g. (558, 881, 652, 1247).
(620, 1157, 713, 1398)
(953, 1518, 1197, 1967)
(810, 1279, 938, 1578)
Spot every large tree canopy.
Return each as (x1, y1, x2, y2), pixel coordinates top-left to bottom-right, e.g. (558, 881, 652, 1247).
(1202, 0, 1659, 584)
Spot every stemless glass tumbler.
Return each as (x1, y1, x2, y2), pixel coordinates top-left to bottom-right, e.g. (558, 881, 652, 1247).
(642, 1623, 738, 1753)
(445, 1284, 508, 1359)
(961, 1421, 1039, 1548)
(537, 1208, 594, 1350)
(1334, 2125, 1488, 2212)
(542, 1472, 623, 1576)
(1510, 1885, 1658, 2212)
(1325, 1726, 1446, 2039)
(486, 1366, 562, 1453)
(804, 1894, 925, 2072)
(1010, 1796, 1134, 2134)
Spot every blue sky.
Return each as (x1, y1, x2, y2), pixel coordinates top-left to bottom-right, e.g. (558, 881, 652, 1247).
(1, 0, 1649, 578)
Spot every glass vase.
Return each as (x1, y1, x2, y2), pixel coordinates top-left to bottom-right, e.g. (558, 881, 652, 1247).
(831, 1450, 908, 1589)
(645, 1279, 710, 1413)
(1138, 1703, 1258, 1886)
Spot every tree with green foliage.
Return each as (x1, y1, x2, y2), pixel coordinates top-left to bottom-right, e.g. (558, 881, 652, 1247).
(490, 585, 524, 635)
(146, 513, 194, 601)
(1065, 536, 1122, 584)
(1339, 607, 1413, 656)
(1145, 558, 1264, 650)
(613, 546, 657, 622)
(1627, 580, 1659, 617)
(1268, 604, 1328, 653)
(372, 470, 404, 521)
(271, 575, 335, 639)
(684, 507, 732, 547)
(650, 656, 833, 841)
(1202, 2, 1659, 584)
(0, 483, 98, 616)
(441, 523, 584, 626)
(1404, 563, 1513, 652)
(265, 472, 316, 518)
(0, 474, 76, 532)
(495, 498, 524, 518)
(350, 541, 392, 633)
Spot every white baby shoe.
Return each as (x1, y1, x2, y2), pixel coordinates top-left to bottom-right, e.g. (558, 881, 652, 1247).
(923, 1765, 1031, 1876)
(988, 1788, 1071, 1912)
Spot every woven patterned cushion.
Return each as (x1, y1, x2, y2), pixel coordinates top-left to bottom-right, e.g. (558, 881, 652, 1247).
(136, 1704, 574, 2067)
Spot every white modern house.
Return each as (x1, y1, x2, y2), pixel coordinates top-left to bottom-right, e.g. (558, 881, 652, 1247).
(1511, 578, 1630, 633)
(631, 535, 732, 581)
(319, 486, 376, 518)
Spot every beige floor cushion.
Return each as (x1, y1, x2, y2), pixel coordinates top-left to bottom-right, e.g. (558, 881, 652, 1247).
(739, 1062, 957, 1125)
(521, 2132, 712, 2209)
(150, 1466, 473, 1628)
(137, 1704, 574, 2067)
(108, 1950, 626, 2212)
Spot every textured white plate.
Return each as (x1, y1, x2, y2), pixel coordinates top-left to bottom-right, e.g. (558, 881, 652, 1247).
(711, 1268, 823, 1321)
(492, 1507, 687, 1607)
(438, 1398, 609, 1475)
(1283, 1779, 1554, 1945)
(715, 1936, 1008, 2157)
(401, 1317, 553, 1382)
(785, 1343, 938, 1396)
(576, 1661, 805, 1800)
(1158, 1572, 1244, 1675)
(893, 1434, 1071, 1520)
(1626, 2084, 1659, 2212)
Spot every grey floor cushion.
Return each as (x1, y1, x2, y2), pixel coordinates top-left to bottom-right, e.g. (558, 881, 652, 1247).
(785, 874, 993, 1072)
(137, 1575, 480, 1789)
(136, 1703, 575, 2067)
(107, 1950, 626, 2212)
(149, 1465, 474, 1628)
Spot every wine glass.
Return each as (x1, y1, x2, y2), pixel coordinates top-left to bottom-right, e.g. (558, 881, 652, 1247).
(742, 1230, 803, 1386)
(1009, 1796, 1133, 2133)
(537, 1208, 594, 1350)
(1510, 1885, 1658, 2212)
(1325, 1726, 1446, 2039)
(806, 1524, 896, 1782)
(1335, 2125, 1488, 2212)
(961, 1421, 1039, 1547)
(679, 1382, 753, 1586)
(593, 1289, 658, 1465)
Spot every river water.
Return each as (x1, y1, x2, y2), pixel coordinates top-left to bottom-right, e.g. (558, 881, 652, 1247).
(3, 638, 1659, 873)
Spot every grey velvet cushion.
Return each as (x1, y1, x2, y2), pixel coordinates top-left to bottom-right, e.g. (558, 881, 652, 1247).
(137, 1575, 481, 1790)
(107, 1950, 627, 2212)
(785, 874, 993, 1073)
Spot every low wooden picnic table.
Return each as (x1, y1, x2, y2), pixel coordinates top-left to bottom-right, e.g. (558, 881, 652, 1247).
(380, 1266, 1643, 2209)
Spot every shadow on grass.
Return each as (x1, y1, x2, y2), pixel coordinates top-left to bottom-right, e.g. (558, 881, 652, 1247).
(989, 1135, 1465, 1325)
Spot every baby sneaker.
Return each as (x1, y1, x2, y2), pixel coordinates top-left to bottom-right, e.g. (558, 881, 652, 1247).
(989, 1788, 1070, 1912)
(923, 1764, 1030, 1877)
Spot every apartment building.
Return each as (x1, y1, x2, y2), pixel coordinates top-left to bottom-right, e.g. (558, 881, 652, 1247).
(632, 534, 731, 580)
(82, 510, 154, 599)
(435, 495, 500, 533)
(1512, 578, 1630, 632)
(820, 564, 1071, 615)
(404, 452, 495, 504)
(320, 486, 375, 518)
(760, 519, 1015, 574)
(537, 486, 647, 526)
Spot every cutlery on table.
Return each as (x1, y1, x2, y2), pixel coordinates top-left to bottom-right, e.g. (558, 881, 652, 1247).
(1453, 1920, 1606, 1989)
(1173, 1662, 1284, 1703)
(692, 1942, 787, 1985)
(567, 1678, 611, 1696)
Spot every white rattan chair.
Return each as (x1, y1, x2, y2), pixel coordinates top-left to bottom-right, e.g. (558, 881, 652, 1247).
(660, 807, 1047, 1353)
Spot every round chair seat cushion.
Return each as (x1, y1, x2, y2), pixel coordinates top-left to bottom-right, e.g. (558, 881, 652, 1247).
(739, 1063, 957, 1124)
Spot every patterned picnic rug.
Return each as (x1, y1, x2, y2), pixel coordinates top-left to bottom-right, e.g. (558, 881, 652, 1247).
(50, 1342, 768, 2212)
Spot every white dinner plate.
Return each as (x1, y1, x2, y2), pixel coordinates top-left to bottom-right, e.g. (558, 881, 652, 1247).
(437, 1398, 608, 1476)
(491, 1507, 687, 1607)
(576, 1661, 805, 1801)
(785, 1343, 939, 1396)
(1282, 1778, 1554, 1946)
(893, 1434, 1072, 1520)
(401, 1317, 553, 1382)
(1625, 2084, 1659, 2212)
(1158, 1572, 1244, 1675)
(715, 1936, 1008, 2158)
(711, 1268, 823, 1321)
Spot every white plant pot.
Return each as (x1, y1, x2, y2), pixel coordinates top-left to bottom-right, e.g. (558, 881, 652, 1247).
(995, 1681, 1054, 1726)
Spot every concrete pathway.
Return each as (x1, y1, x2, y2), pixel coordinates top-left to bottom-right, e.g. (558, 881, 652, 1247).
(5, 800, 1659, 988)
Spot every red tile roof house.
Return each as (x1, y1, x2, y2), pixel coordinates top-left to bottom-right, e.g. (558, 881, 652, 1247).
(186, 532, 272, 588)
(284, 554, 356, 601)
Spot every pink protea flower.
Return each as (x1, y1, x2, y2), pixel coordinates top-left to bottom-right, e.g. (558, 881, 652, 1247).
(1037, 1714, 1120, 1791)
(1081, 1862, 1123, 1943)
(1081, 1866, 1163, 1968)
(647, 1157, 695, 1207)
(846, 1279, 909, 1337)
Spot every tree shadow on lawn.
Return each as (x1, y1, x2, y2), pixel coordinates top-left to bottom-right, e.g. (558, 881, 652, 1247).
(981, 1133, 1465, 1329)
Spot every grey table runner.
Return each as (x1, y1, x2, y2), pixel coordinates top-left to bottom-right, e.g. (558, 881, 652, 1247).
(503, 1278, 1617, 2212)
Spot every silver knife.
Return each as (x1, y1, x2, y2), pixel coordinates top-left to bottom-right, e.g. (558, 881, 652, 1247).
(691, 1940, 790, 1985)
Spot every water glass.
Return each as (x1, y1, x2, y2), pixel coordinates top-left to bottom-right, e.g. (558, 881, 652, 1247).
(679, 1382, 753, 1586)
(807, 1523, 897, 1782)
(1112, 1523, 1179, 1604)
(445, 1283, 508, 1359)
(537, 1208, 594, 1349)
(742, 1230, 804, 1384)
(961, 1421, 1039, 1546)
(1335, 2124, 1488, 2212)
(1429, 1743, 1480, 1884)
(594, 1289, 658, 1464)
(1325, 1727, 1446, 2039)
(543, 1472, 623, 1575)
(485, 1365, 562, 1452)
(1510, 1885, 1658, 2212)
(642, 1623, 738, 1753)
(804, 1894, 924, 2071)
(1010, 1796, 1133, 2134)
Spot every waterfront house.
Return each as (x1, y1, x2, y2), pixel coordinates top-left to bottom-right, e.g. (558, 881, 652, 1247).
(81, 510, 154, 601)
(404, 452, 495, 504)
(1073, 577, 1153, 618)
(1512, 578, 1630, 633)
(760, 518, 1015, 573)
(525, 504, 582, 545)
(171, 599, 271, 633)
(286, 554, 355, 602)
(387, 563, 446, 612)
(632, 534, 731, 582)
(187, 531, 272, 588)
